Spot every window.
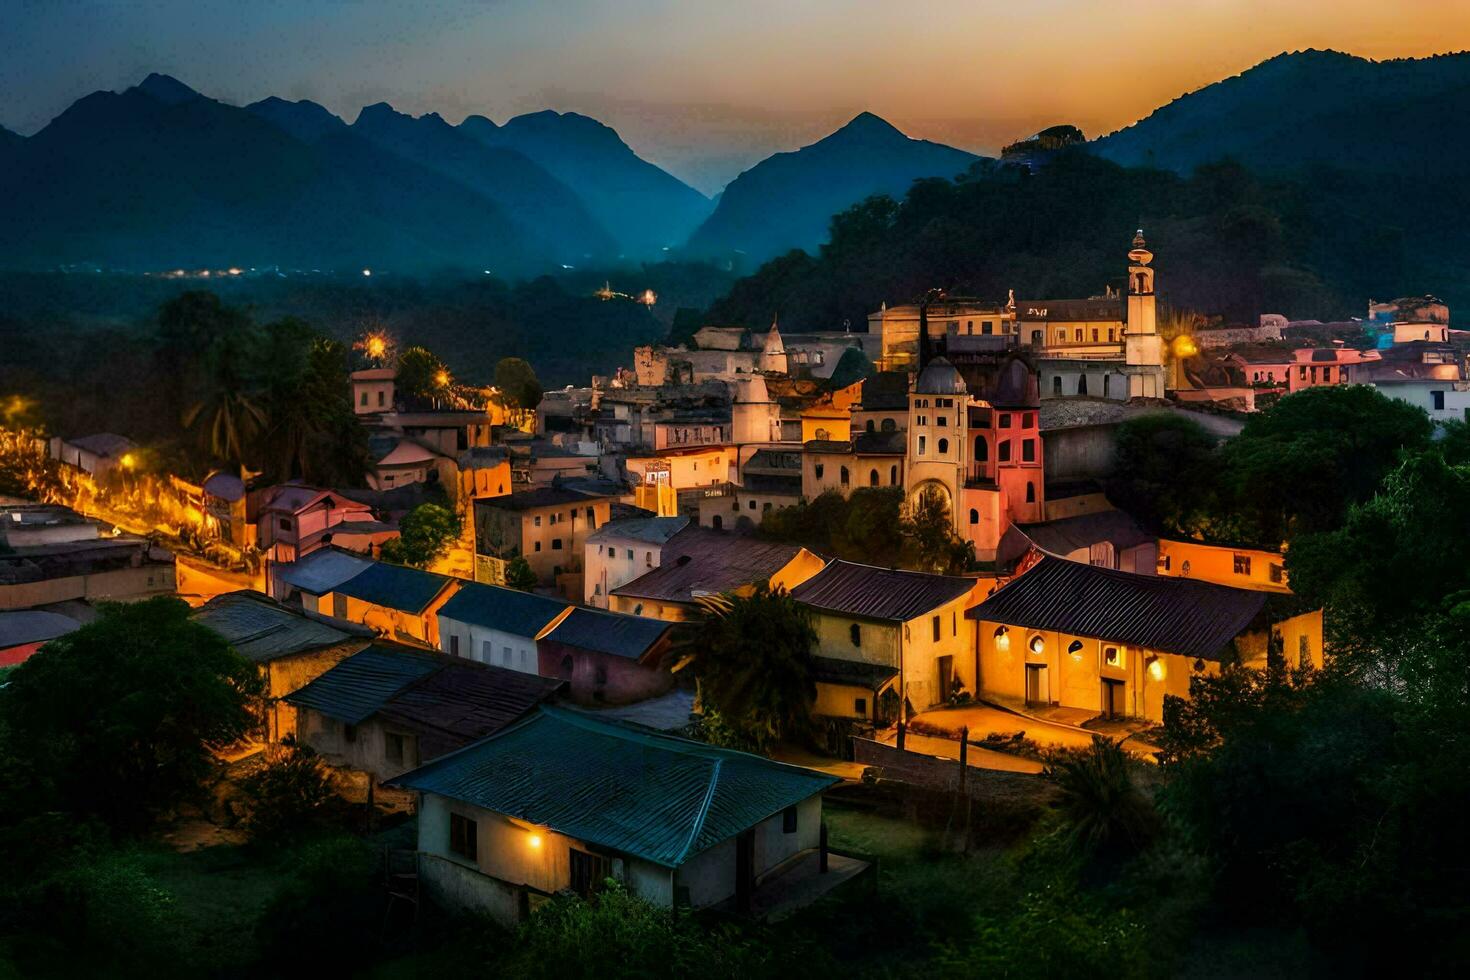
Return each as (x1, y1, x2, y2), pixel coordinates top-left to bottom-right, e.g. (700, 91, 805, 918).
(840, 466, 850, 486)
(969, 508, 979, 525)
(1067, 640, 1083, 658)
(782, 805, 799, 834)
(870, 469, 880, 486)
(850, 623, 862, 647)
(626, 548, 633, 560)
(814, 463, 824, 479)
(1092, 328, 1099, 342)
(1103, 375, 1111, 397)
(359, 391, 368, 406)
(449, 634, 460, 657)
(890, 465, 899, 485)
(1108, 328, 1116, 341)
(1022, 439, 1035, 462)
(377, 390, 385, 407)
(633, 603, 643, 615)
(748, 499, 758, 510)
(645, 551, 653, 566)
(1433, 390, 1446, 410)
(1077, 375, 1088, 396)
(502, 646, 513, 664)
(534, 541, 542, 552)
(998, 440, 1011, 462)
(278, 517, 291, 532)
(854, 697, 868, 716)
(449, 812, 478, 861)
(594, 583, 601, 595)
(917, 415, 927, 426)
(481, 639, 493, 662)
(534, 515, 542, 527)
(974, 436, 988, 462)
(1269, 562, 1284, 584)
(585, 507, 594, 520)
(982, 320, 994, 335)
(937, 438, 949, 454)
(386, 732, 405, 765)
(763, 501, 772, 511)
(866, 419, 875, 433)
(932, 615, 941, 642)
(1104, 646, 1124, 668)
(1233, 554, 1252, 576)
(1026, 482, 1036, 503)
(344, 724, 357, 743)
(937, 416, 947, 427)
(881, 417, 896, 433)
(712, 515, 723, 530)
(570, 848, 610, 898)
(918, 436, 926, 454)
(999, 413, 1011, 429)
(1052, 376, 1062, 395)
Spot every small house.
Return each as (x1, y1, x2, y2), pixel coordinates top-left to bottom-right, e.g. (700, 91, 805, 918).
(323, 561, 458, 648)
(436, 580, 573, 673)
(537, 607, 675, 705)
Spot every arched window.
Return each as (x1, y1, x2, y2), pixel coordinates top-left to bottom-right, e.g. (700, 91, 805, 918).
(889, 465, 898, 484)
(881, 417, 896, 433)
(1026, 481, 1036, 503)
(869, 469, 879, 486)
(1052, 376, 1062, 395)
(937, 438, 949, 454)
(1077, 374, 1088, 396)
(974, 436, 988, 462)
(839, 466, 850, 486)
(968, 508, 979, 525)
(865, 419, 875, 433)
(712, 515, 723, 530)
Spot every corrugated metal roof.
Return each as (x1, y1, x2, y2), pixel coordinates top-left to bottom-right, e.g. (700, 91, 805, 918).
(541, 608, 672, 660)
(272, 547, 374, 597)
(388, 705, 839, 867)
(965, 555, 1267, 660)
(1018, 510, 1154, 556)
(0, 610, 80, 649)
(791, 560, 976, 622)
(586, 515, 690, 546)
(611, 530, 801, 604)
(437, 581, 570, 639)
(334, 562, 452, 614)
(375, 662, 563, 760)
(192, 590, 365, 663)
(284, 644, 442, 724)
(810, 655, 898, 688)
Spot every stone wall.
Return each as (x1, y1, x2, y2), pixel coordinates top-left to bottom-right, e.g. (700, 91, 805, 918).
(852, 737, 1047, 804)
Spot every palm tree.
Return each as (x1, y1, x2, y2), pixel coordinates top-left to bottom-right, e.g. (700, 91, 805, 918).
(1043, 736, 1158, 856)
(184, 328, 266, 467)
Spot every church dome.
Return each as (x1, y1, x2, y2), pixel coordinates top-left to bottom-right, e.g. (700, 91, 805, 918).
(987, 357, 1040, 408)
(914, 357, 967, 395)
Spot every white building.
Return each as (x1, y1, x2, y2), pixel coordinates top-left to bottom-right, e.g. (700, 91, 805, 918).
(435, 580, 572, 674)
(583, 515, 691, 608)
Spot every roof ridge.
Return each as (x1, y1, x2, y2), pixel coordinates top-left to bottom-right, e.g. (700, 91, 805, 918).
(679, 755, 723, 864)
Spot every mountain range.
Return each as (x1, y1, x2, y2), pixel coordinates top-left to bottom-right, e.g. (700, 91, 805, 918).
(684, 112, 982, 266)
(0, 74, 711, 273)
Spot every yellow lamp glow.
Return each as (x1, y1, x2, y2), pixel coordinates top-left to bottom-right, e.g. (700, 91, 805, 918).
(1028, 635, 1045, 654)
(528, 833, 542, 849)
(1172, 335, 1197, 358)
(1148, 658, 1166, 682)
(434, 369, 450, 388)
(994, 627, 1010, 653)
(120, 453, 136, 470)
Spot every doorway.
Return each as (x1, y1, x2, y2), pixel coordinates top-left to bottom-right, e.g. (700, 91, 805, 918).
(937, 656, 954, 702)
(1025, 663, 1049, 705)
(1101, 678, 1126, 719)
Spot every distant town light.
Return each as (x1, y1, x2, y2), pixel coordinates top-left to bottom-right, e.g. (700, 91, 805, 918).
(362, 268, 372, 277)
(639, 289, 657, 306)
(120, 452, 136, 470)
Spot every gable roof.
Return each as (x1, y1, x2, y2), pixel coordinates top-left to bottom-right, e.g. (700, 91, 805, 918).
(1018, 510, 1154, 557)
(791, 559, 976, 622)
(334, 562, 453, 614)
(478, 487, 608, 512)
(540, 607, 673, 660)
(388, 705, 838, 867)
(586, 515, 690, 547)
(611, 530, 803, 605)
(436, 581, 570, 638)
(965, 555, 1267, 660)
(192, 590, 368, 663)
(364, 660, 561, 759)
(0, 610, 80, 650)
(272, 546, 374, 597)
(284, 644, 442, 724)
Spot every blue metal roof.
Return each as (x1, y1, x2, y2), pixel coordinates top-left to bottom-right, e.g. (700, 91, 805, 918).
(437, 581, 570, 639)
(284, 644, 441, 724)
(540, 607, 672, 660)
(334, 561, 452, 614)
(389, 706, 839, 867)
(272, 547, 373, 596)
(192, 590, 367, 663)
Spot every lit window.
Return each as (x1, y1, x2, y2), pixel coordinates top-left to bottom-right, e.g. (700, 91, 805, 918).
(1028, 635, 1045, 654)
(1105, 646, 1124, 668)
(1233, 554, 1252, 576)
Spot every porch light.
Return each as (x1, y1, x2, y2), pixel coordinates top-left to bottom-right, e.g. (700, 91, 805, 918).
(1147, 657, 1166, 682)
(994, 626, 1010, 653)
(528, 833, 543, 849)
(1028, 635, 1045, 654)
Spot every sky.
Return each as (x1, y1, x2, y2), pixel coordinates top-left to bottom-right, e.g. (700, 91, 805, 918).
(4, 0, 1470, 193)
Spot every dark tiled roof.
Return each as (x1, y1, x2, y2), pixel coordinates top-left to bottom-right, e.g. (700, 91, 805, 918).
(285, 644, 442, 724)
(803, 439, 852, 454)
(1018, 510, 1154, 556)
(860, 371, 911, 411)
(271, 547, 374, 597)
(334, 562, 452, 614)
(478, 487, 607, 512)
(745, 449, 803, 473)
(67, 433, 135, 457)
(193, 590, 368, 663)
(791, 560, 976, 622)
(375, 661, 563, 759)
(541, 607, 673, 660)
(810, 655, 898, 688)
(387, 705, 839, 867)
(965, 555, 1266, 660)
(437, 581, 570, 638)
(612, 530, 802, 604)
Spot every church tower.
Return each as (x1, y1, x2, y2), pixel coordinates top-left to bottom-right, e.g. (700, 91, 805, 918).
(1124, 230, 1165, 398)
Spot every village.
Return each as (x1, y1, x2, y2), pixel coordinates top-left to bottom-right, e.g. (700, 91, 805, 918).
(2, 230, 1466, 975)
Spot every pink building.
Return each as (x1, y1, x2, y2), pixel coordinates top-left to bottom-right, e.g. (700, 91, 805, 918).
(256, 484, 395, 562)
(536, 607, 675, 706)
(1230, 347, 1381, 393)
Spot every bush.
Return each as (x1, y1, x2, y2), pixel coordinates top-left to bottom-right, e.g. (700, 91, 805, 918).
(237, 743, 342, 842)
(255, 836, 380, 971)
(1043, 737, 1158, 858)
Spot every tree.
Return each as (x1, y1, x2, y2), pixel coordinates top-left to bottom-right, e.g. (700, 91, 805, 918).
(1104, 413, 1221, 536)
(493, 357, 543, 412)
(395, 346, 449, 406)
(155, 291, 253, 433)
(0, 598, 262, 832)
(900, 486, 973, 574)
(760, 488, 903, 566)
(1220, 385, 1432, 543)
(504, 555, 539, 591)
(179, 308, 266, 468)
(256, 323, 369, 486)
(379, 503, 461, 569)
(678, 585, 818, 752)
(1042, 737, 1157, 858)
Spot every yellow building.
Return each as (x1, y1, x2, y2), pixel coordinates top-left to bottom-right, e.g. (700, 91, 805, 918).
(322, 561, 459, 649)
(966, 556, 1268, 723)
(472, 488, 614, 600)
(625, 445, 734, 492)
(609, 532, 824, 623)
(1157, 539, 1290, 592)
(790, 559, 986, 720)
(799, 381, 863, 444)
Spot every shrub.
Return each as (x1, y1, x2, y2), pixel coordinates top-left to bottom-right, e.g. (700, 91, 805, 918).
(255, 836, 380, 971)
(237, 743, 342, 842)
(1043, 737, 1158, 858)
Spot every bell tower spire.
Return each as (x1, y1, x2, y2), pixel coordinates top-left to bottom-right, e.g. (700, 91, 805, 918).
(1124, 229, 1164, 398)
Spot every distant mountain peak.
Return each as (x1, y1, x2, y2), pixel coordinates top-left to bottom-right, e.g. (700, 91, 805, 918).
(835, 111, 905, 139)
(135, 73, 201, 105)
(355, 101, 402, 124)
(246, 96, 346, 143)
